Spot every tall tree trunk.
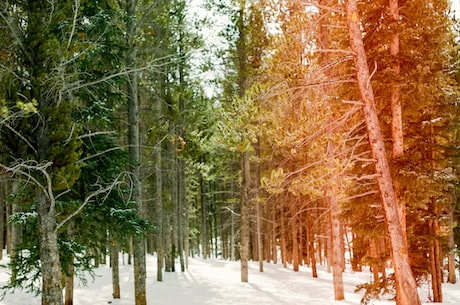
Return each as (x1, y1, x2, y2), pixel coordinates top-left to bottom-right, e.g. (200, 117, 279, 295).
(171, 153, 178, 273)
(344, 2, 421, 304)
(125, 0, 146, 303)
(329, 193, 344, 300)
(65, 222, 75, 305)
(280, 204, 287, 268)
(429, 119, 443, 302)
(64, 256, 74, 305)
(447, 208, 456, 283)
(255, 138, 263, 272)
(271, 203, 277, 264)
(389, 0, 407, 248)
(389, 0, 403, 159)
(306, 209, 318, 278)
(318, 1, 344, 296)
(155, 95, 164, 281)
(290, 201, 299, 272)
(10, 180, 19, 284)
(0, 179, 4, 260)
(200, 174, 208, 259)
(177, 159, 185, 272)
(231, 182, 237, 261)
(429, 215, 442, 302)
(163, 211, 171, 272)
(111, 240, 121, 299)
(240, 151, 250, 282)
(37, 190, 63, 305)
(5, 181, 11, 258)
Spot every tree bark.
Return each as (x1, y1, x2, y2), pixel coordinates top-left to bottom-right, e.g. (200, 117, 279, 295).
(240, 151, 250, 282)
(155, 116, 164, 280)
(37, 190, 63, 305)
(64, 222, 76, 305)
(389, 0, 403, 159)
(0, 179, 4, 260)
(344, 1, 421, 304)
(318, 1, 344, 296)
(306, 209, 318, 278)
(200, 174, 208, 259)
(429, 215, 442, 302)
(280, 204, 287, 268)
(10, 180, 19, 284)
(330, 192, 344, 300)
(64, 256, 74, 305)
(255, 139, 264, 272)
(447, 208, 457, 283)
(111, 240, 120, 299)
(271, 203, 277, 264)
(177, 159, 185, 272)
(290, 201, 299, 272)
(125, 0, 146, 303)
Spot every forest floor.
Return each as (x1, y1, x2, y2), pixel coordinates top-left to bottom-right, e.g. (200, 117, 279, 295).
(0, 251, 459, 305)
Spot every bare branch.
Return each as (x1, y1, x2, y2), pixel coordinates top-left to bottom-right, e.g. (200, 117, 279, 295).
(67, 0, 80, 50)
(0, 111, 39, 155)
(56, 174, 124, 231)
(77, 146, 125, 163)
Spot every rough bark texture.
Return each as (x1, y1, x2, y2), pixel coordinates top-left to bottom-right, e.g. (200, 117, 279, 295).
(389, 0, 403, 159)
(330, 193, 345, 300)
(318, 1, 344, 297)
(344, 1, 421, 304)
(255, 140, 264, 272)
(280, 206, 287, 268)
(447, 209, 457, 284)
(178, 159, 185, 272)
(111, 241, 120, 299)
(0, 180, 4, 260)
(10, 181, 19, 284)
(64, 257, 74, 305)
(306, 210, 318, 278)
(429, 215, 442, 302)
(37, 190, 63, 305)
(290, 203, 299, 272)
(240, 152, 250, 282)
(200, 175, 208, 259)
(126, 0, 146, 303)
(155, 115, 164, 280)
(65, 223, 75, 305)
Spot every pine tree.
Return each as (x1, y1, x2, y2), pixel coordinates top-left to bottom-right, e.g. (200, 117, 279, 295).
(345, 0, 421, 303)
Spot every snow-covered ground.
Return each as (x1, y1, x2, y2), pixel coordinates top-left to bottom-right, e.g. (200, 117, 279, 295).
(0, 252, 459, 305)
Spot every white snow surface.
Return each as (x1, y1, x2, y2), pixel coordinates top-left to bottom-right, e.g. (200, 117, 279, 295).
(1, 252, 459, 305)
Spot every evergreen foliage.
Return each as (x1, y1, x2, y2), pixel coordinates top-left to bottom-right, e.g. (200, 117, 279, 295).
(0, 0, 458, 304)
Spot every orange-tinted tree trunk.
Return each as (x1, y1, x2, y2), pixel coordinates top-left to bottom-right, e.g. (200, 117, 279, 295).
(344, 1, 421, 304)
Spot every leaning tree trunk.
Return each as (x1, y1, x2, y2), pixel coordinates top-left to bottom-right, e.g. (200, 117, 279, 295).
(344, 1, 421, 305)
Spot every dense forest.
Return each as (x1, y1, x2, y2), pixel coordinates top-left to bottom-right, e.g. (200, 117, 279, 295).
(0, 0, 458, 305)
